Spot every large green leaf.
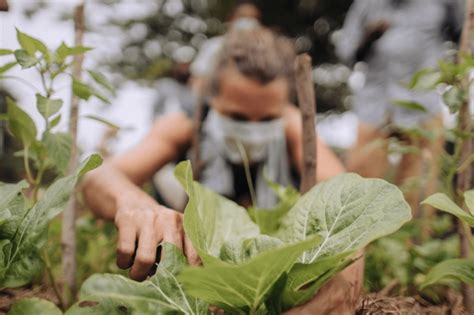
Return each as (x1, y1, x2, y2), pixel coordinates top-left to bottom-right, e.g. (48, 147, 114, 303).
(175, 161, 260, 262)
(36, 94, 63, 120)
(178, 237, 320, 312)
(219, 235, 284, 264)
(6, 97, 37, 147)
(276, 173, 412, 263)
(420, 258, 474, 290)
(0, 181, 28, 211)
(0, 155, 103, 288)
(422, 193, 474, 226)
(8, 298, 62, 315)
(69, 243, 208, 315)
(281, 252, 354, 308)
(464, 190, 474, 215)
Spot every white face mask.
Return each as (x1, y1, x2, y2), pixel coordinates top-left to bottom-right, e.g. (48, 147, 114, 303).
(210, 110, 285, 164)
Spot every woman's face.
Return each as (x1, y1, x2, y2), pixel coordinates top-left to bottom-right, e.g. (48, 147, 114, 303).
(210, 65, 289, 122)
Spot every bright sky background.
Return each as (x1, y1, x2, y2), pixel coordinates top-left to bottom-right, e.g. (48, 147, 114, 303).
(0, 0, 158, 159)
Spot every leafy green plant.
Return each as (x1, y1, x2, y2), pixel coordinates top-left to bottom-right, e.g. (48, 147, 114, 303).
(33, 160, 411, 315)
(0, 29, 107, 298)
(402, 54, 474, 307)
(419, 192, 474, 289)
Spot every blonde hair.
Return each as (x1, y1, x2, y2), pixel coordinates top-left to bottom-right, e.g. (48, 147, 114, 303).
(210, 27, 296, 95)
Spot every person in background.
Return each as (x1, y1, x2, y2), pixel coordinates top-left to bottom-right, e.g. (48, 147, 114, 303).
(190, 0, 261, 95)
(335, 0, 465, 215)
(82, 27, 363, 314)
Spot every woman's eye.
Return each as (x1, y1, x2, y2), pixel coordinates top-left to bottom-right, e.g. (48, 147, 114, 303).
(229, 113, 249, 121)
(260, 116, 277, 122)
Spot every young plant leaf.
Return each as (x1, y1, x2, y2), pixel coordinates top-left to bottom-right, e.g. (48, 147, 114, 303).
(44, 132, 72, 175)
(72, 79, 93, 100)
(175, 161, 260, 262)
(420, 258, 474, 290)
(87, 70, 116, 95)
(392, 100, 427, 113)
(275, 173, 412, 263)
(6, 97, 37, 147)
(83, 115, 129, 131)
(8, 298, 63, 315)
(0, 61, 17, 74)
(49, 114, 62, 129)
(407, 69, 442, 90)
(55, 42, 92, 64)
(14, 49, 38, 69)
(178, 237, 320, 311)
(422, 193, 474, 226)
(16, 29, 48, 57)
(69, 243, 208, 315)
(442, 86, 465, 114)
(36, 94, 63, 120)
(464, 190, 474, 215)
(0, 49, 13, 56)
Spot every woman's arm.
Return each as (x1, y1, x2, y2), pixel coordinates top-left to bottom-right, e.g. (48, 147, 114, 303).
(81, 112, 199, 280)
(284, 105, 345, 182)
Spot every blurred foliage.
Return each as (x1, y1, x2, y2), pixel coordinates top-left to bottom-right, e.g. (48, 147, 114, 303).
(21, 0, 353, 112)
(0, 88, 23, 182)
(364, 216, 461, 302)
(45, 214, 126, 288)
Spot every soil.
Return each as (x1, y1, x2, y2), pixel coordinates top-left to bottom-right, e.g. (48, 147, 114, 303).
(357, 292, 467, 315)
(0, 286, 468, 314)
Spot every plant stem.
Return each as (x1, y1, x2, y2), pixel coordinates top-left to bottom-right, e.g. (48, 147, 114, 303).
(41, 249, 65, 310)
(236, 141, 257, 208)
(32, 162, 46, 203)
(23, 146, 35, 185)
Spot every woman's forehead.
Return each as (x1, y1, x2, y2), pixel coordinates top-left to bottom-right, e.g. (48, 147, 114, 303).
(214, 67, 289, 117)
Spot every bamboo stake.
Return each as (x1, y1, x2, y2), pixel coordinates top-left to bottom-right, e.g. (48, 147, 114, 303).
(456, 0, 474, 312)
(295, 54, 317, 193)
(62, 1, 85, 307)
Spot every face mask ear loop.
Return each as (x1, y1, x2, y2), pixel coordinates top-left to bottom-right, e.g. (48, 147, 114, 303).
(236, 140, 258, 208)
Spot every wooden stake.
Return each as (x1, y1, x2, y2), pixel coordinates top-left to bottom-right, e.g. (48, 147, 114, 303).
(295, 54, 317, 193)
(62, 1, 85, 307)
(191, 93, 205, 179)
(456, 0, 474, 312)
(0, 0, 8, 12)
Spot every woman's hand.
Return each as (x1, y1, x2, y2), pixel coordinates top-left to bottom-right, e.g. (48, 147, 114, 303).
(114, 199, 200, 281)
